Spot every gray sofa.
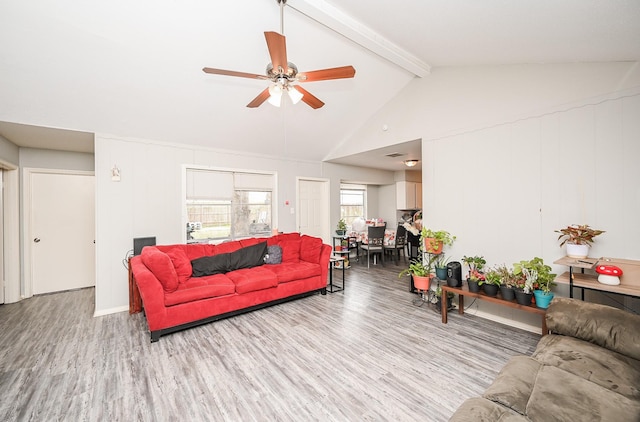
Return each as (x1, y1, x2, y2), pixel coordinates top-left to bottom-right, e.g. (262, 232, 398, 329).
(449, 297, 640, 421)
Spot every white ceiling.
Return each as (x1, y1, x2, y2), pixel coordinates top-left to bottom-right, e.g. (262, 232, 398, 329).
(1, 0, 639, 171)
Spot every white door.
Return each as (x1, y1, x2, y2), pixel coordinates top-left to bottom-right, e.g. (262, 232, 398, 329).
(297, 178, 329, 243)
(31, 172, 95, 294)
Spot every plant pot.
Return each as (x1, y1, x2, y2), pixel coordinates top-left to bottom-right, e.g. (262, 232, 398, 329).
(483, 283, 499, 297)
(436, 295, 452, 312)
(424, 238, 443, 254)
(435, 267, 447, 280)
(500, 286, 516, 301)
(467, 279, 481, 293)
(413, 275, 432, 291)
(515, 289, 533, 306)
(566, 243, 590, 259)
(533, 290, 555, 309)
(336, 230, 346, 236)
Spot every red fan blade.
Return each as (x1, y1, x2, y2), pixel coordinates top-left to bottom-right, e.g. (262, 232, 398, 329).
(294, 85, 325, 109)
(297, 66, 356, 82)
(246, 88, 271, 108)
(264, 31, 288, 73)
(203, 67, 268, 80)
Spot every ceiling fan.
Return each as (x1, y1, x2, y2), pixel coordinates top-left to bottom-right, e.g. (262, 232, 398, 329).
(202, 0, 355, 109)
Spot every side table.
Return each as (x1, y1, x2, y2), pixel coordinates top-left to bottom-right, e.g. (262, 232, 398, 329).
(328, 256, 346, 293)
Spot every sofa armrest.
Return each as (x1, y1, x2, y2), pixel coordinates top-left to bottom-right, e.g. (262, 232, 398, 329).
(546, 297, 640, 360)
(130, 255, 168, 331)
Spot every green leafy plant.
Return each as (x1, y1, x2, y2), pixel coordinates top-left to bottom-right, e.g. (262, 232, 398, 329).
(336, 218, 347, 232)
(481, 268, 503, 286)
(434, 254, 451, 269)
(555, 224, 604, 246)
(492, 264, 519, 288)
(513, 257, 556, 293)
(398, 258, 434, 278)
(462, 255, 486, 277)
(421, 228, 456, 249)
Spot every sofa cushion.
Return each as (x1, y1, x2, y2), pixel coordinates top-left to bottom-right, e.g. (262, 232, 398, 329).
(141, 247, 179, 292)
(268, 262, 321, 283)
(526, 365, 640, 422)
(214, 241, 243, 255)
(264, 245, 282, 264)
(483, 356, 541, 415)
(532, 334, 640, 400)
(546, 297, 640, 361)
(300, 235, 323, 264)
(191, 253, 230, 277)
(268, 232, 300, 246)
(449, 397, 528, 422)
(226, 267, 278, 294)
(165, 248, 192, 284)
(228, 241, 267, 270)
(164, 274, 236, 306)
(279, 240, 301, 263)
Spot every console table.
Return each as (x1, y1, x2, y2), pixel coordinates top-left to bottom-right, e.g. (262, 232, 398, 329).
(554, 256, 640, 300)
(440, 284, 548, 336)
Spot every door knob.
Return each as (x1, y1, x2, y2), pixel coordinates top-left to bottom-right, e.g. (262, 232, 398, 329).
(34, 238, 41, 243)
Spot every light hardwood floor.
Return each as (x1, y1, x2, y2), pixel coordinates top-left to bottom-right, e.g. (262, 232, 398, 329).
(0, 258, 540, 421)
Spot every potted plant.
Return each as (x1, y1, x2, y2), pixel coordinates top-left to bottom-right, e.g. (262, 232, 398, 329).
(434, 254, 451, 280)
(399, 258, 434, 292)
(513, 257, 556, 307)
(462, 255, 486, 293)
(336, 218, 347, 236)
(421, 228, 456, 254)
(493, 264, 517, 301)
(435, 286, 455, 312)
(480, 267, 502, 297)
(555, 224, 605, 259)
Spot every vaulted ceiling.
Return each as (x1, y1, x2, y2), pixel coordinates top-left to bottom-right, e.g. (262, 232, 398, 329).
(1, 0, 639, 171)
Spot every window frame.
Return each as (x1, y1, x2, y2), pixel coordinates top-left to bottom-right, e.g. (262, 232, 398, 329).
(183, 165, 277, 243)
(340, 183, 366, 228)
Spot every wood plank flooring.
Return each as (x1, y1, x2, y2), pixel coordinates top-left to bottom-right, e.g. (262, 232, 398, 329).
(0, 258, 540, 421)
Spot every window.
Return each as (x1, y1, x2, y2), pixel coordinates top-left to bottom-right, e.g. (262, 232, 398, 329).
(186, 168, 275, 242)
(340, 184, 366, 227)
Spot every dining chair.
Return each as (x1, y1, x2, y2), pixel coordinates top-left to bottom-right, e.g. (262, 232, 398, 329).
(384, 224, 407, 264)
(360, 224, 386, 268)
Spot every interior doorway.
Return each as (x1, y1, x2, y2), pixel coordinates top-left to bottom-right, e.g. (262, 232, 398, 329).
(24, 169, 95, 295)
(296, 178, 330, 245)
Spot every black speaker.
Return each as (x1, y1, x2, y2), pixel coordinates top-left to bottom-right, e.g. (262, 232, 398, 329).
(133, 237, 156, 255)
(447, 261, 462, 287)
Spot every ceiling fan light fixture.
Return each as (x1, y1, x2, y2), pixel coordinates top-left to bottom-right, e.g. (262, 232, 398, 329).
(267, 84, 283, 107)
(404, 159, 419, 167)
(287, 85, 303, 104)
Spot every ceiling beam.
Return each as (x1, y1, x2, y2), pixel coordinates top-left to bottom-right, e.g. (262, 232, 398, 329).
(288, 0, 431, 78)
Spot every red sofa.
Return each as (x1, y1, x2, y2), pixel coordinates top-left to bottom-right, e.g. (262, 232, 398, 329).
(130, 232, 332, 342)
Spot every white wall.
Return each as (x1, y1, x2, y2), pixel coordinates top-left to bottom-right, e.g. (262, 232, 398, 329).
(341, 62, 640, 331)
(94, 136, 395, 314)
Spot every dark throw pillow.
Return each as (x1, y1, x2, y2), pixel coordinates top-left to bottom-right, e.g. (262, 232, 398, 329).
(191, 253, 230, 277)
(264, 245, 282, 264)
(228, 241, 268, 270)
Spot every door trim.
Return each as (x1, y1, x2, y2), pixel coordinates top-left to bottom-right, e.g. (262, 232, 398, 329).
(295, 177, 330, 245)
(22, 168, 95, 298)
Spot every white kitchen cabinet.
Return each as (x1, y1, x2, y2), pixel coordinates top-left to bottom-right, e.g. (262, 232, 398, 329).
(396, 181, 422, 209)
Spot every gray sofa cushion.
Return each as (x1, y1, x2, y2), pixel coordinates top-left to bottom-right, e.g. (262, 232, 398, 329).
(526, 365, 640, 422)
(546, 297, 640, 361)
(483, 356, 541, 414)
(449, 397, 528, 421)
(532, 334, 640, 400)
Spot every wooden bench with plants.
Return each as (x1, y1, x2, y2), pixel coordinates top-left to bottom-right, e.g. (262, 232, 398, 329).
(440, 256, 556, 336)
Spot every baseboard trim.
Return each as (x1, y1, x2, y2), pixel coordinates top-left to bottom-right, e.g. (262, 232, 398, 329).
(470, 309, 541, 335)
(94, 305, 128, 317)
